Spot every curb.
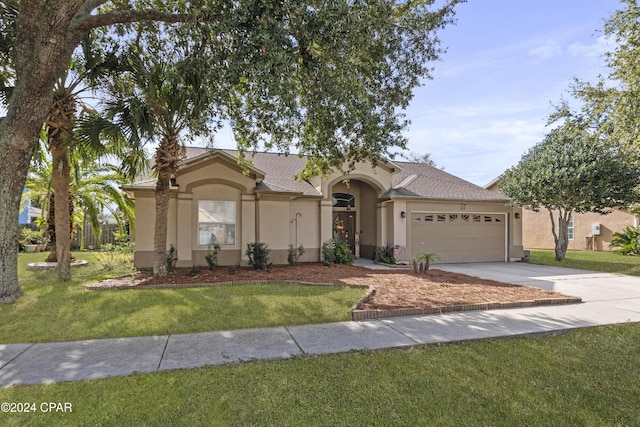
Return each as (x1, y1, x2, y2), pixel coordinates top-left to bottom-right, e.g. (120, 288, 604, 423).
(85, 278, 370, 291)
(351, 296, 583, 321)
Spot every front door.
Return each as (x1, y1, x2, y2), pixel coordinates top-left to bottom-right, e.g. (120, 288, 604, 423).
(333, 212, 356, 252)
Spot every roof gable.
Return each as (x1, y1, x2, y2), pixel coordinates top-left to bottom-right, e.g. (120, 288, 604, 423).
(128, 146, 508, 202)
(179, 148, 265, 180)
(386, 162, 510, 202)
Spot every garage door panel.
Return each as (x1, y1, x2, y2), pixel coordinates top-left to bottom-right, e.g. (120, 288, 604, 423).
(410, 213, 505, 263)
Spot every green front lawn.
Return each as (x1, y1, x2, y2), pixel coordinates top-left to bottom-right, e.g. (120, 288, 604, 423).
(528, 249, 640, 276)
(1, 323, 639, 426)
(0, 252, 365, 344)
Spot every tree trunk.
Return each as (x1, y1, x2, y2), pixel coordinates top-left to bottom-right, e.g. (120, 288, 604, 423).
(0, 2, 85, 299)
(45, 192, 57, 262)
(153, 168, 171, 277)
(549, 209, 571, 261)
(46, 90, 77, 279)
(51, 142, 72, 279)
(554, 227, 569, 261)
(153, 135, 184, 277)
(0, 137, 31, 301)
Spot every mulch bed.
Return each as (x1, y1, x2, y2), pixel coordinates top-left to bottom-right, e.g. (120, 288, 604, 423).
(86, 263, 582, 319)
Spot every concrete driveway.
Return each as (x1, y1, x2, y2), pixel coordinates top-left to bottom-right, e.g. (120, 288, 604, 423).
(437, 262, 640, 321)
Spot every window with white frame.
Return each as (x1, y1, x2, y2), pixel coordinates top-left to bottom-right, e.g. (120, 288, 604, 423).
(198, 200, 236, 246)
(568, 215, 574, 241)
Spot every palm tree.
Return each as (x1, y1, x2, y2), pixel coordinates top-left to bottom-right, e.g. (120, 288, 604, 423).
(40, 36, 127, 279)
(73, 159, 136, 249)
(414, 252, 440, 275)
(26, 147, 137, 252)
(104, 53, 213, 276)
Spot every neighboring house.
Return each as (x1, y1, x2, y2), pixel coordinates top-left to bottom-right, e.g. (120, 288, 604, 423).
(485, 180, 637, 251)
(520, 209, 636, 251)
(124, 148, 524, 268)
(19, 189, 42, 226)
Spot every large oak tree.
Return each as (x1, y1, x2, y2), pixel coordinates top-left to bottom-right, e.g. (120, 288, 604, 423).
(0, 0, 461, 300)
(499, 121, 640, 261)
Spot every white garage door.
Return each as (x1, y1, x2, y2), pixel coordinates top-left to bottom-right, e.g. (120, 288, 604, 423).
(410, 213, 506, 263)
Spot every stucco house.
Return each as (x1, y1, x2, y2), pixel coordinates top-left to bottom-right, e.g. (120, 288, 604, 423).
(485, 180, 637, 251)
(124, 148, 524, 268)
(520, 209, 636, 251)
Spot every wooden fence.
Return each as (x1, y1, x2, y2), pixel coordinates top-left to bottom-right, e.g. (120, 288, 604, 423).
(71, 223, 121, 250)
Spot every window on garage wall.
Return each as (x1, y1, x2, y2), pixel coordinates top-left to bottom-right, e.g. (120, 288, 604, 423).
(198, 200, 236, 246)
(568, 215, 574, 240)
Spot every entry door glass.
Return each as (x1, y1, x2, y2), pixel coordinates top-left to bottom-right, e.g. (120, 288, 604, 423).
(333, 212, 356, 251)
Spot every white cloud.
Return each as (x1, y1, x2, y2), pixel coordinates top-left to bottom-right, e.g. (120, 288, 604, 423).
(528, 43, 563, 60)
(567, 35, 612, 58)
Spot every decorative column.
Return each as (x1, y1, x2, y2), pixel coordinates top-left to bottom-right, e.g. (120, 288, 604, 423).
(175, 193, 192, 267)
(241, 194, 256, 264)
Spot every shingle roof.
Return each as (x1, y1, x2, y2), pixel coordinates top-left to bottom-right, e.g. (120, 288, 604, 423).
(185, 147, 321, 196)
(129, 147, 508, 202)
(386, 161, 509, 201)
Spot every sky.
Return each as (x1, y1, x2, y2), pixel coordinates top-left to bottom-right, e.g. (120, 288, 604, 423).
(4, 1, 622, 187)
(401, 0, 623, 186)
(205, 0, 625, 187)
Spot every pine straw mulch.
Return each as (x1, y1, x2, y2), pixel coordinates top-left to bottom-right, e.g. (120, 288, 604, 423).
(87, 263, 580, 312)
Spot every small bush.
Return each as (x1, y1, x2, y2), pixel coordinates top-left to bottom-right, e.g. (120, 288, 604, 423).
(167, 244, 177, 270)
(321, 240, 354, 265)
(287, 244, 305, 266)
(334, 241, 354, 265)
(94, 241, 134, 271)
(19, 227, 45, 245)
(205, 243, 221, 270)
(413, 252, 440, 275)
(373, 243, 396, 264)
(246, 242, 270, 270)
(322, 240, 336, 266)
(610, 226, 640, 255)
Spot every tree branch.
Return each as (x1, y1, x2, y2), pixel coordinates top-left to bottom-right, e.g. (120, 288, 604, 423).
(548, 208, 559, 245)
(71, 9, 197, 37)
(76, 0, 110, 19)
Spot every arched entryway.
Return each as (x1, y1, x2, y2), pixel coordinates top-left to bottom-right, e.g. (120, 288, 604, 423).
(331, 179, 380, 259)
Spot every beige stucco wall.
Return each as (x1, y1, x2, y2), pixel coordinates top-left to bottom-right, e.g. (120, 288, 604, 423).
(523, 208, 636, 251)
(257, 198, 291, 264)
(179, 158, 256, 194)
(131, 152, 524, 268)
(319, 161, 394, 197)
(288, 199, 320, 263)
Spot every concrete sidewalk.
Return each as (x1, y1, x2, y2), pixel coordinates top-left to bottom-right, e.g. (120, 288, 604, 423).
(2, 263, 640, 387)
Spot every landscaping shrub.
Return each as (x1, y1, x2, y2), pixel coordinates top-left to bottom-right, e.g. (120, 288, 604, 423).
(94, 241, 134, 271)
(610, 226, 640, 255)
(205, 243, 221, 270)
(322, 240, 354, 265)
(19, 227, 46, 245)
(167, 244, 177, 270)
(322, 240, 336, 265)
(413, 252, 440, 275)
(322, 240, 355, 265)
(334, 241, 354, 265)
(287, 244, 305, 266)
(373, 243, 396, 264)
(246, 242, 270, 270)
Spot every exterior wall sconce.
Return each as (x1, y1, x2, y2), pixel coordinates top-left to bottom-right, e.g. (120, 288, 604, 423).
(170, 178, 178, 188)
(515, 212, 520, 219)
(400, 211, 406, 218)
